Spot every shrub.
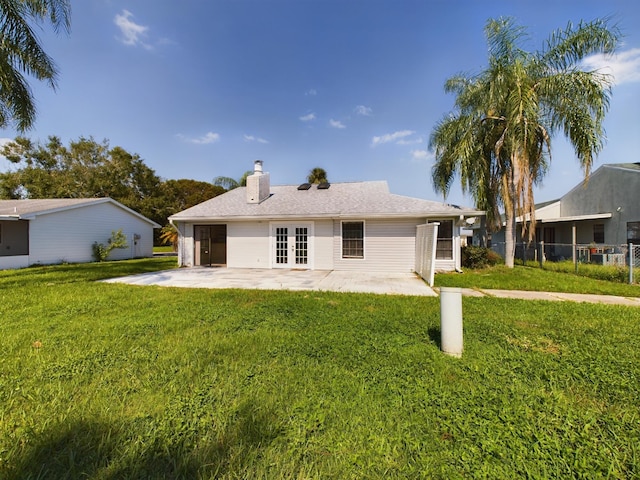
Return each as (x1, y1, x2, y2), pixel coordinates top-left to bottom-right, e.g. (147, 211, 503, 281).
(462, 245, 502, 269)
(92, 229, 129, 262)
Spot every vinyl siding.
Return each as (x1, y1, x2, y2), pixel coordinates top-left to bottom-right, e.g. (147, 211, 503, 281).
(333, 218, 419, 273)
(313, 220, 334, 270)
(28, 202, 155, 265)
(227, 222, 270, 268)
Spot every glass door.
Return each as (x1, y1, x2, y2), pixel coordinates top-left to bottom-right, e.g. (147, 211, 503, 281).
(273, 224, 310, 268)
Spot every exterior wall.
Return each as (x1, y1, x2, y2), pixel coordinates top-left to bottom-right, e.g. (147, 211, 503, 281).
(313, 220, 334, 270)
(561, 167, 640, 245)
(227, 222, 270, 268)
(536, 201, 561, 220)
(0, 255, 29, 270)
(176, 216, 463, 273)
(332, 218, 421, 273)
(28, 202, 155, 266)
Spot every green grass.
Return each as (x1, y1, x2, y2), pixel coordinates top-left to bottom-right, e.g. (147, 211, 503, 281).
(153, 245, 176, 253)
(1, 260, 640, 478)
(436, 264, 640, 297)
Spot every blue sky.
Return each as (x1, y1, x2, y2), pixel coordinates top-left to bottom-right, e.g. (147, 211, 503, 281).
(1, 0, 640, 207)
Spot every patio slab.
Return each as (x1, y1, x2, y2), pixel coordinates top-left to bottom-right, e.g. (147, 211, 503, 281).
(102, 267, 437, 297)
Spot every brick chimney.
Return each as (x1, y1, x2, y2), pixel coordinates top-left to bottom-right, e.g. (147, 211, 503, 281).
(246, 160, 270, 204)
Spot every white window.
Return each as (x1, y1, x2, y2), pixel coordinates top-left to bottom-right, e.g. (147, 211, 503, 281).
(342, 221, 364, 258)
(436, 220, 453, 259)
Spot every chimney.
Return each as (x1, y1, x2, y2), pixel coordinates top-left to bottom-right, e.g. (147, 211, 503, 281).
(246, 160, 270, 204)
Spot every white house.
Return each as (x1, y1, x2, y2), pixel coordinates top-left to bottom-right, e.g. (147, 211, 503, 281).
(169, 161, 483, 274)
(0, 198, 160, 270)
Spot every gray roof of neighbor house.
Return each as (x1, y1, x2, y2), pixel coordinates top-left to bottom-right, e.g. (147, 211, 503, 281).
(0, 198, 160, 227)
(170, 181, 483, 221)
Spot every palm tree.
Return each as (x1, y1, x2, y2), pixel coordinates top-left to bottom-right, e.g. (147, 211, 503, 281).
(430, 17, 620, 267)
(0, 0, 71, 131)
(307, 167, 328, 184)
(212, 170, 251, 190)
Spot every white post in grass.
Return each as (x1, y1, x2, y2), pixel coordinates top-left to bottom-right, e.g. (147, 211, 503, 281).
(440, 287, 463, 357)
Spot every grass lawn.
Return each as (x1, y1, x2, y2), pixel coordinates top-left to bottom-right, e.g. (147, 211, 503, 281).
(436, 264, 640, 297)
(1, 259, 639, 478)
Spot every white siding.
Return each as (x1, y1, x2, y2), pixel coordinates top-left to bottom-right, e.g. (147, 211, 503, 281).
(333, 218, 419, 273)
(227, 222, 270, 268)
(313, 220, 334, 270)
(29, 202, 155, 265)
(0, 255, 29, 270)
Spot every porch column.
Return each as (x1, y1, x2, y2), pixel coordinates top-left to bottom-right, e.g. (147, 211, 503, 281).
(572, 222, 577, 267)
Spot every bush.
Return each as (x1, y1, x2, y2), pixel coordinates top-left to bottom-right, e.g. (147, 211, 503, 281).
(92, 229, 129, 262)
(462, 245, 502, 269)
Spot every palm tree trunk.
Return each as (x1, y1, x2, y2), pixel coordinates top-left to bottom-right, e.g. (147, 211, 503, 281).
(504, 204, 516, 268)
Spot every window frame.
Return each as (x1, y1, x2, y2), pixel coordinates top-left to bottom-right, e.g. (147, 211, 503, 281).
(435, 219, 454, 260)
(628, 221, 640, 244)
(593, 223, 605, 244)
(341, 220, 365, 259)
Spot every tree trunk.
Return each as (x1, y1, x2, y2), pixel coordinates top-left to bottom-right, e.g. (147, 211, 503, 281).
(504, 202, 516, 268)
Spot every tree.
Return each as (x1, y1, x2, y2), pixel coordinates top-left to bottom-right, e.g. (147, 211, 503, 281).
(0, 0, 71, 131)
(213, 171, 251, 190)
(0, 135, 162, 222)
(430, 17, 620, 267)
(307, 167, 328, 184)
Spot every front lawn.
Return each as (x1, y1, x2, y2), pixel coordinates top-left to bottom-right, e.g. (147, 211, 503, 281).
(436, 264, 640, 297)
(1, 260, 639, 478)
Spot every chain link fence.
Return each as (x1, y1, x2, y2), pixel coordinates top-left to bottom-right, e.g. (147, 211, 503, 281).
(491, 242, 640, 284)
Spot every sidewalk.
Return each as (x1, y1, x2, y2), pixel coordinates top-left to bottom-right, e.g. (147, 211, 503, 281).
(440, 287, 640, 307)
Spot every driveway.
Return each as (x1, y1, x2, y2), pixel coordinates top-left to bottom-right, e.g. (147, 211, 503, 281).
(102, 267, 436, 296)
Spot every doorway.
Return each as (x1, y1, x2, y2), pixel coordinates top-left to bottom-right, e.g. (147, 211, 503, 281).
(195, 225, 227, 266)
(272, 223, 311, 268)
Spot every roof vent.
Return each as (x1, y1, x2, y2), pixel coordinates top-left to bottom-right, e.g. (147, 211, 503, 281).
(317, 182, 330, 190)
(297, 183, 311, 190)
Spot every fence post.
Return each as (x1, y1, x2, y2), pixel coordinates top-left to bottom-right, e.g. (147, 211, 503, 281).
(539, 241, 544, 267)
(630, 243, 634, 285)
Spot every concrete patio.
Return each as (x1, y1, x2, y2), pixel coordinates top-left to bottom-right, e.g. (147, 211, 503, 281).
(102, 267, 437, 296)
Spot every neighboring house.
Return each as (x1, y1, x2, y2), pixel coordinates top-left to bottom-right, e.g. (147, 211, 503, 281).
(169, 161, 483, 273)
(0, 198, 160, 270)
(491, 162, 640, 261)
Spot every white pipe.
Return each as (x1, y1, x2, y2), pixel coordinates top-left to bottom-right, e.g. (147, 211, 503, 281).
(440, 287, 463, 357)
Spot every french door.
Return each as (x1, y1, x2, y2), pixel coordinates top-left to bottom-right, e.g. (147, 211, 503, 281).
(272, 223, 311, 268)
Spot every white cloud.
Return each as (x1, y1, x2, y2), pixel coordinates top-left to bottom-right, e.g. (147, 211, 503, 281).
(299, 113, 316, 122)
(582, 48, 640, 85)
(244, 134, 269, 144)
(305, 89, 317, 96)
(329, 119, 346, 129)
(371, 130, 415, 147)
(397, 136, 423, 146)
(114, 10, 151, 49)
(354, 105, 372, 116)
(177, 132, 220, 144)
(410, 149, 433, 163)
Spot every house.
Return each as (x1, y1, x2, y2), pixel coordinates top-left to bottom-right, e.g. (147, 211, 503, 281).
(0, 198, 160, 270)
(169, 161, 483, 274)
(491, 162, 640, 262)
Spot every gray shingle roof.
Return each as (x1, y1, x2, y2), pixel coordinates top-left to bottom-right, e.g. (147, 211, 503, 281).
(170, 181, 482, 221)
(0, 198, 160, 226)
(0, 198, 107, 217)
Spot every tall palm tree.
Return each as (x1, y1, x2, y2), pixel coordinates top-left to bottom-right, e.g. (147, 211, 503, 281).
(430, 17, 619, 267)
(0, 0, 71, 131)
(307, 167, 328, 184)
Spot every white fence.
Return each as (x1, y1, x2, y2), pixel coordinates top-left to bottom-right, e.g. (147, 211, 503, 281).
(415, 223, 439, 286)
